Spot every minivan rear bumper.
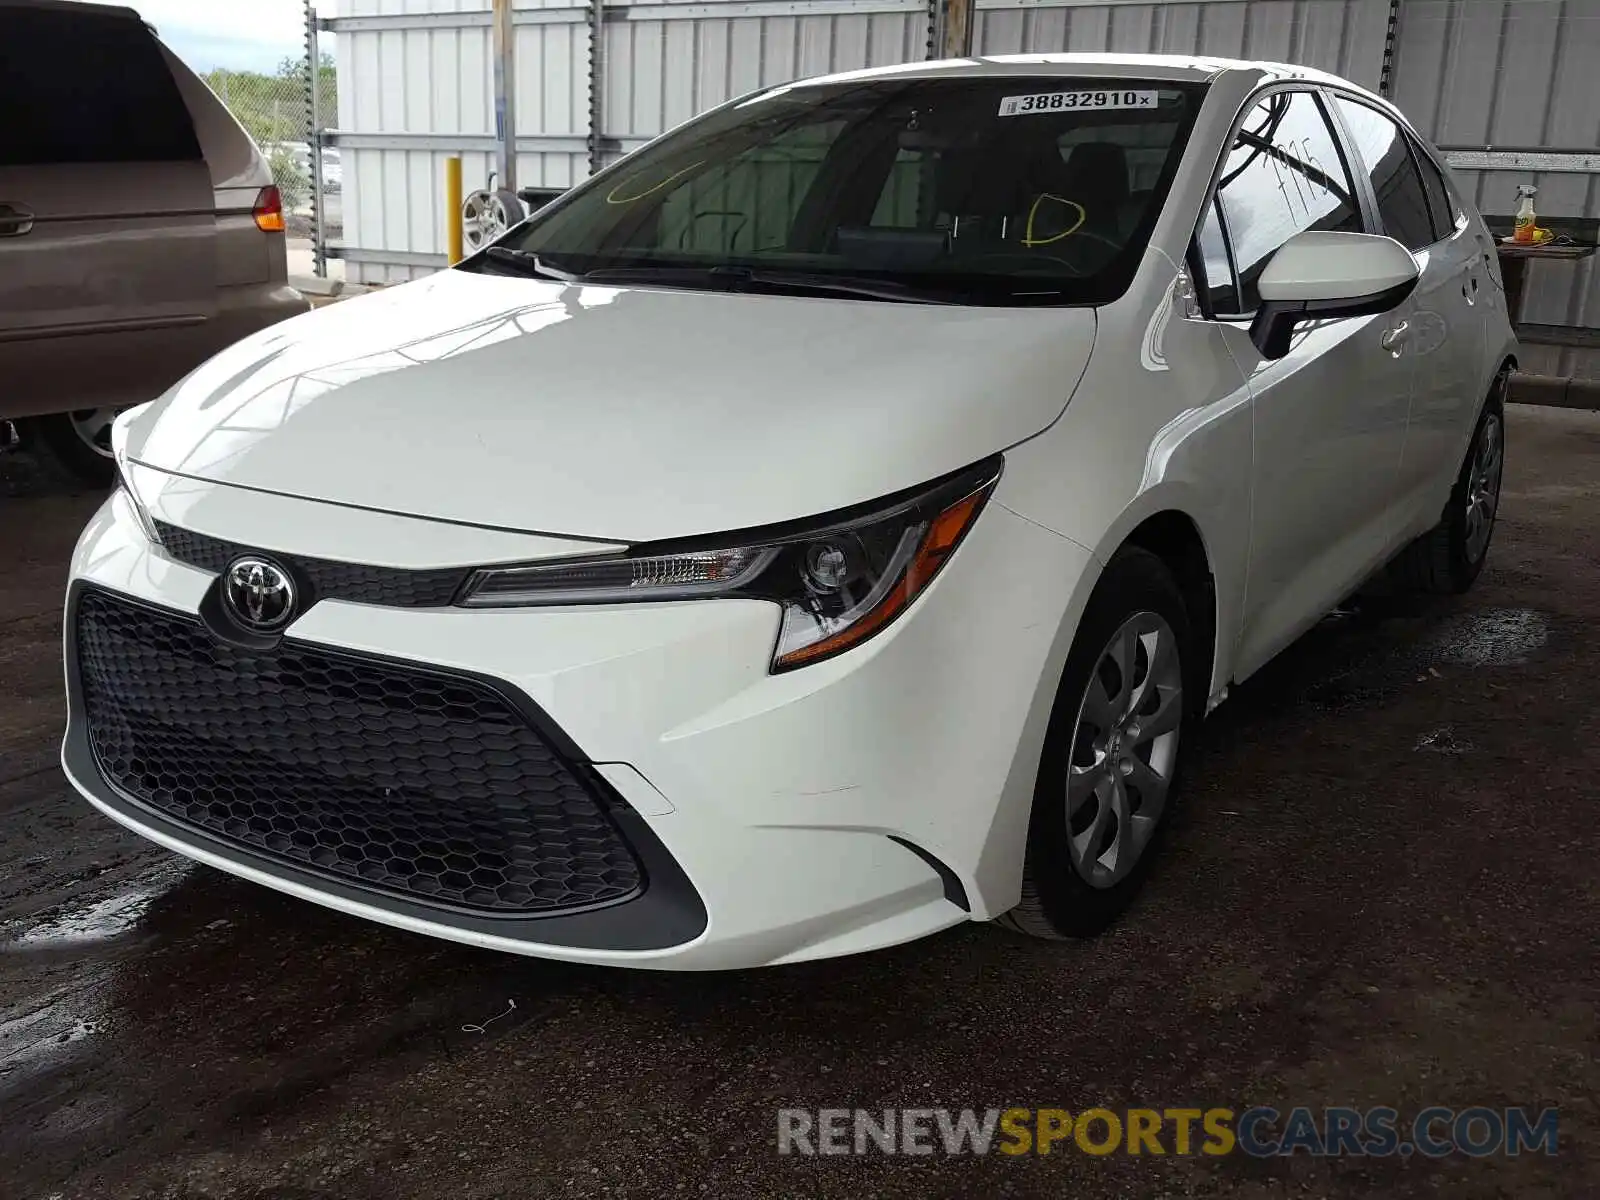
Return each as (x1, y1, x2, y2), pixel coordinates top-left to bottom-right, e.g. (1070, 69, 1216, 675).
(212, 280, 309, 348)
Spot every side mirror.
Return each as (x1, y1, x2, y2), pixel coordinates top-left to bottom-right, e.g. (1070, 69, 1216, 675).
(1249, 231, 1420, 360)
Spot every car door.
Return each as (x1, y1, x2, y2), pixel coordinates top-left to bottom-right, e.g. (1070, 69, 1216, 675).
(1328, 94, 1481, 528)
(0, 4, 216, 421)
(1191, 88, 1417, 681)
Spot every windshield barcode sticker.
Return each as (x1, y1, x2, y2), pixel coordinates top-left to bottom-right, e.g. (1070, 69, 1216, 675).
(998, 90, 1159, 117)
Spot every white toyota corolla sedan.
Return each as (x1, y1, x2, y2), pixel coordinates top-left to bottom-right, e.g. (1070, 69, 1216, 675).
(64, 54, 1514, 969)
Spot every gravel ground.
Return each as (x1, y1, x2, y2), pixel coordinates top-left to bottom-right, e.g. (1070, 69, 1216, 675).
(2, 404, 1597, 1198)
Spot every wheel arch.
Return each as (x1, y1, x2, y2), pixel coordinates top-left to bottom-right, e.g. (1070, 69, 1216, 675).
(1083, 495, 1232, 713)
(1118, 510, 1219, 718)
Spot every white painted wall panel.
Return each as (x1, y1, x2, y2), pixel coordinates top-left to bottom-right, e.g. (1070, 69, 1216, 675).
(338, 0, 598, 279)
(975, 1, 1392, 90)
(339, 8, 855, 278)
(596, 10, 922, 143)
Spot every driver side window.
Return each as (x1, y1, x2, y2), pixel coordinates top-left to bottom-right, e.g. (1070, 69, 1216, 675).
(1194, 90, 1363, 317)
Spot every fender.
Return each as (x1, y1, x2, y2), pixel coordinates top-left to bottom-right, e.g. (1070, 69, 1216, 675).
(1083, 481, 1241, 706)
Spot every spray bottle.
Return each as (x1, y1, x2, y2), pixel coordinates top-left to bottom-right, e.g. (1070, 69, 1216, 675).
(1513, 183, 1539, 244)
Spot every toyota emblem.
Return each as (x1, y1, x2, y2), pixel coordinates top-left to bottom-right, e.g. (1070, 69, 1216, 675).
(222, 556, 297, 631)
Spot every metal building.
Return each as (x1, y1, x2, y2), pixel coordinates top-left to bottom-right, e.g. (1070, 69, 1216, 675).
(325, 0, 1599, 381)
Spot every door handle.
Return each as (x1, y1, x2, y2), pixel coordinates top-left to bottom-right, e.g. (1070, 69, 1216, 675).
(0, 203, 34, 237)
(1380, 321, 1410, 355)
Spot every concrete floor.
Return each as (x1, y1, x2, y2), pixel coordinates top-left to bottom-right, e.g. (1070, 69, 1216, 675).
(2, 405, 1598, 1198)
(286, 236, 346, 285)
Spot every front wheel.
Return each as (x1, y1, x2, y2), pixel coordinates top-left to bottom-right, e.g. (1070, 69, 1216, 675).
(997, 547, 1192, 940)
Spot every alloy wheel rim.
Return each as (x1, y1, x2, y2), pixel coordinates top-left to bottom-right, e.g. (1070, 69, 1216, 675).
(1065, 611, 1183, 889)
(69, 408, 121, 458)
(462, 193, 511, 253)
(1463, 412, 1503, 563)
(462, 193, 495, 251)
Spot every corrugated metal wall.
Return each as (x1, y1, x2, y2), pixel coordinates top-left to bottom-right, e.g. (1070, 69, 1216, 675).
(602, 8, 929, 143)
(1389, 0, 1600, 379)
(334, 0, 932, 281)
(975, 0, 1393, 88)
(332, 0, 1600, 376)
(337, 0, 595, 283)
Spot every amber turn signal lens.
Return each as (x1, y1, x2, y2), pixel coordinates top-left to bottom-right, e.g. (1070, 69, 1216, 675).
(772, 484, 992, 670)
(253, 185, 286, 233)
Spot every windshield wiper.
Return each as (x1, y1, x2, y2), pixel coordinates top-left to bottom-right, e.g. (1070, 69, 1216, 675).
(738, 267, 953, 304)
(482, 247, 585, 282)
(578, 264, 952, 304)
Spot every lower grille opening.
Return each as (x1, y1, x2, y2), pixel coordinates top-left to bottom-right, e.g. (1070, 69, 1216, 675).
(74, 588, 644, 915)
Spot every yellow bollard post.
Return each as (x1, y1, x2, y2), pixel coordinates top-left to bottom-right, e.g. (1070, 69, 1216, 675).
(445, 156, 464, 265)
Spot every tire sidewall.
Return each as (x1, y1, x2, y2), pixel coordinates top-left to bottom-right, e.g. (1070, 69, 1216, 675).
(1444, 379, 1508, 591)
(1023, 548, 1195, 936)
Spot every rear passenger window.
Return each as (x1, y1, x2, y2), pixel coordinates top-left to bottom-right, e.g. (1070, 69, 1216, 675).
(1214, 91, 1363, 314)
(0, 9, 200, 166)
(1332, 97, 1436, 252)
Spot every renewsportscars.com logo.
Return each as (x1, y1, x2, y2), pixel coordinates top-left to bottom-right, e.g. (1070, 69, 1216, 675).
(777, 1106, 1559, 1158)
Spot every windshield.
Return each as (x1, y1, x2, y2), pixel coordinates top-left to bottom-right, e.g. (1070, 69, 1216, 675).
(471, 76, 1206, 305)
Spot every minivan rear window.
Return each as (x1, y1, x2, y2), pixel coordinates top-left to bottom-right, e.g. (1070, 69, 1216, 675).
(483, 77, 1206, 306)
(0, 9, 201, 166)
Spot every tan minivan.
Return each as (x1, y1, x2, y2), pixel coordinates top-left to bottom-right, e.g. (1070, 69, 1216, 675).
(0, 0, 309, 483)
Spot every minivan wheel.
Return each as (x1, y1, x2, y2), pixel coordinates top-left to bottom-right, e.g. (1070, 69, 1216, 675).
(20, 409, 121, 487)
(997, 547, 1192, 940)
(1391, 377, 1506, 596)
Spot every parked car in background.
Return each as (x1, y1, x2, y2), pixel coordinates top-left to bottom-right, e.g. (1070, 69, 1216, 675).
(65, 56, 1514, 968)
(319, 146, 343, 194)
(260, 141, 342, 201)
(0, 0, 307, 483)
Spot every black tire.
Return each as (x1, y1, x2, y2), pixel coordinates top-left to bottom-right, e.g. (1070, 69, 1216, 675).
(1390, 374, 1507, 596)
(997, 546, 1195, 940)
(18, 411, 119, 487)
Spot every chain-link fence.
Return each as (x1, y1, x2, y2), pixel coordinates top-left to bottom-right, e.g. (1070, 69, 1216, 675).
(200, 51, 339, 245)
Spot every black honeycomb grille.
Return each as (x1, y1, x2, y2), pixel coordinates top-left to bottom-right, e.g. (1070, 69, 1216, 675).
(155, 522, 469, 608)
(75, 589, 643, 914)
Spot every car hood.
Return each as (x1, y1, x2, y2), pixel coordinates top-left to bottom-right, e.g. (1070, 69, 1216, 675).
(127, 269, 1096, 542)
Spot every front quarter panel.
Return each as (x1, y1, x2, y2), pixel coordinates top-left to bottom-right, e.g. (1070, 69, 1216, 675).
(1000, 247, 1254, 705)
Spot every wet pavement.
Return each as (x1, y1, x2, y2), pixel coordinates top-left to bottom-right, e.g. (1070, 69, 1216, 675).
(3, 405, 1599, 1198)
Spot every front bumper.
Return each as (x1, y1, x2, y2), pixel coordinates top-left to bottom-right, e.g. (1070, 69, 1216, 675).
(62, 476, 1096, 969)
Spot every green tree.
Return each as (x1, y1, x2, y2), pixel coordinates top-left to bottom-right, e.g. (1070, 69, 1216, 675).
(202, 52, 337, 147)
(287, 52, 339, 128)
(267, 147, 310, 209)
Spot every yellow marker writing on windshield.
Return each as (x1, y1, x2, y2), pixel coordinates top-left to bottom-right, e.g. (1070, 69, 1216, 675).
(1022, 193, 1087, 246)
(605, 161, 706, 205)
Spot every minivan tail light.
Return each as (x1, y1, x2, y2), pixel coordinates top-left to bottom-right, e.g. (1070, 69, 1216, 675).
(253, 186, 286, 233)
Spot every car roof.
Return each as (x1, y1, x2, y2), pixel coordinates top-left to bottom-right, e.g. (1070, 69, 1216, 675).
(0, 0, 142, 17)
(795, 52, 1362, 92)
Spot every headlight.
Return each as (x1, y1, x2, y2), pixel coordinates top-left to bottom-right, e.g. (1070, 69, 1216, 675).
(458, 456, 1002, 671)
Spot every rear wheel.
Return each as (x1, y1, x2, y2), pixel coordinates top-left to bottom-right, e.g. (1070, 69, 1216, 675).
(19, 408, 121, 486)
(1391, 377, 1506, 595)
(998, 547, 1192, 940)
